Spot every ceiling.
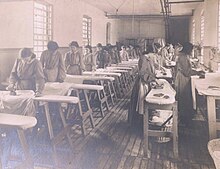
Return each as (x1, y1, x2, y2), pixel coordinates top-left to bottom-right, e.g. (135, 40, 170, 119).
(82, 0, 204, 17)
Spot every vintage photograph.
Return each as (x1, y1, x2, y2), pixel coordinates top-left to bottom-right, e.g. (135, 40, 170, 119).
(0, 0, 218, 168)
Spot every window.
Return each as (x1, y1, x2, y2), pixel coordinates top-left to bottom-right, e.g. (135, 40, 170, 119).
(192, 19, 196, 44)
(82, 15, 92, 46)
(34, 1, 52, 59)
(200, 11, 205, 63)
(218, 0, 220, 49)
(106, 22, 111, 44)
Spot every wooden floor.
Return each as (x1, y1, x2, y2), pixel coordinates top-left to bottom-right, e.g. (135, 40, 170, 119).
(3, 89, 216, 169)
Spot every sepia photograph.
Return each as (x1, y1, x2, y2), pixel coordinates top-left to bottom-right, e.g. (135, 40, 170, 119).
(0, 0, 218, 168)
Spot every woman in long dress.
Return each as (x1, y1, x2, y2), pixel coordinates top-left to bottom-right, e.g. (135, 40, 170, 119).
(83, 45, 96, 71)
(128, 45, 158, 125)
(120, 45, 129, 61)
(40, 41, 66, 82)
(174, 42, 193, 126)
(65, 41, 84, 75)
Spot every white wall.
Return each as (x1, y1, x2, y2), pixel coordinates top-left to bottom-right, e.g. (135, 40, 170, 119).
(0, 1, 33, 48)
(46, 0, 119, 47)
(116, 18, 165, 42)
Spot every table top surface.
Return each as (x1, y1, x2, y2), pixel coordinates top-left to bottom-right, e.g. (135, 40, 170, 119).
(96, 69, 128, 73)
(192, 73, 220, 96)
(65, 75, 115, 83)
(83, 71, 121, 77)
(145, 79, 176, 104)
(156, 68, 172, 79)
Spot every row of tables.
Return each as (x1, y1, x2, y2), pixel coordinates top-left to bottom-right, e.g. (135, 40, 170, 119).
(0, 58, 180, 167)
(0, 59, 139, 168)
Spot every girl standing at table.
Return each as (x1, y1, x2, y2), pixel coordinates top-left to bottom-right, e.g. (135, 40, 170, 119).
(65, 41, 84, 75)
(40, 41, 66, 82)
(128, 45, 158, 125)
(120, 45, 129, 61)
(174, 42, 193, 126)
(8, 48, 45, 96)
(83, 45, 96, 71)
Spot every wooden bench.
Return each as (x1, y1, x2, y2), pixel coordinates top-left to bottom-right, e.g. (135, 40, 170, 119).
(83, 72, 123, 98)
(0, 113, 37, 169)
(65, 75, 117, 106)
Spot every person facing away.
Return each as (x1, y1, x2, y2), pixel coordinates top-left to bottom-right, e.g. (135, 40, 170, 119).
(40, 41, 66, 82)
(120, 45, 129, 61)
(65, 41, 84, 75)
(8, 48, 45, 96)
(174, 42, 193, 126)
(83, 45, 96, 71)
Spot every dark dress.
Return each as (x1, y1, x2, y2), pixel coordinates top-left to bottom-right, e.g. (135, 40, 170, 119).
(174, 53, 193, 124)
(65, 51, 83, 75)
(9, 58, 45, 93)
(128, 54, 156, 124)
(40, 50, 66, 82)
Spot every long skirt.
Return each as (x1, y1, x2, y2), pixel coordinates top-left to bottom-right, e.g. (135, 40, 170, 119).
(174, 71, 193, 123)
(128, 78, 149, 125)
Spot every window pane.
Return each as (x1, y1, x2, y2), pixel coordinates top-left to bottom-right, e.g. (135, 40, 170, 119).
(34, 2, 52, 59)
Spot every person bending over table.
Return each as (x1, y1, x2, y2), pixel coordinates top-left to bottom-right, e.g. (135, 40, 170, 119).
(128, 45, 159, 125)
(65, 41, 84, 75)
(174, 42, 193, 127)
(40, 41, 66, 82)
(8, 48, 45, 97)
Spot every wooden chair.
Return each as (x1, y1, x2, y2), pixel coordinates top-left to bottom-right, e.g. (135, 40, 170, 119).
(0, 113, 37, 169)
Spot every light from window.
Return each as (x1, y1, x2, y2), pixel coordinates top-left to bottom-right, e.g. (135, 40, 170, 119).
(82, 15, 92, 46)
(200, 11, 204, 63)
(218, 0, 220, 49)
(192, 19, 196, 44)
(34, 1, 52, 59)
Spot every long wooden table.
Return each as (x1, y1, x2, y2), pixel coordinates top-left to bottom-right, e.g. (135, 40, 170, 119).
(143, 79, 178, 158)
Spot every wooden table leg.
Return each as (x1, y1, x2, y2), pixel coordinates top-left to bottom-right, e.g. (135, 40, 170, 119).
(17, 130, 34, 169)
(143, 103, 149, 158)
(173, 102, 178, 158)
(207, 96, 217, 140)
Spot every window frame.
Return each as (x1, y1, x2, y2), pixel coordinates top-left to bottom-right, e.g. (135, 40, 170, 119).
(33, 0, 53, 59)
(82, 15, 92, 46)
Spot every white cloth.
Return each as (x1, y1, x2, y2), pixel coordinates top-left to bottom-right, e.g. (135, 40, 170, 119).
(0, 90, 35, 116)
(43, 82, 73, 96)
(145, 79, 176, 105)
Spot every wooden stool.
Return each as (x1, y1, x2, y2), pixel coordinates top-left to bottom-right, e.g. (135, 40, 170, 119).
(0, 113, 37, 169)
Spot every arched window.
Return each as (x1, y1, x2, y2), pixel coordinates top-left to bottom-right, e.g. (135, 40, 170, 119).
(106, 22, 111, 44)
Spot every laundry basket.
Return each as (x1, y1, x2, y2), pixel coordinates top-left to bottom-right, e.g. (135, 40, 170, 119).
(208, 138, 220, 169)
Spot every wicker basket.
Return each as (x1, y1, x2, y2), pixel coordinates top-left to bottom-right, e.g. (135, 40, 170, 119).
(208, 138, 220, 169)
